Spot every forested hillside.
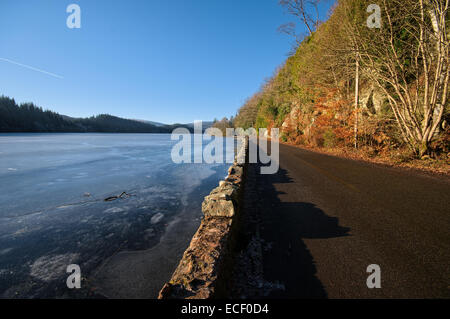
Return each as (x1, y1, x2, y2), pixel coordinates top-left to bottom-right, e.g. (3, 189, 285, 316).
(0, 96, 186, 133)
(234, 0, 449, 164)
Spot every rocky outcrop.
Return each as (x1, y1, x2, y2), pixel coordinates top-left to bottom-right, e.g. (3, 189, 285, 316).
(158, 137, 248, 299)
(360, 84, 386, 115)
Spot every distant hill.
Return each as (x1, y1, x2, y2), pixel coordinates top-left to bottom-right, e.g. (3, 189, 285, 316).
(135, 119, 215, 130)
(133, 119, 167, 127)
(0, 96, 193, 133)
(185, 121, 214, 129)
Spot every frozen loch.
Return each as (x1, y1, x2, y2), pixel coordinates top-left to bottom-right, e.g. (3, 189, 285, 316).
(0, 133, 232, 298)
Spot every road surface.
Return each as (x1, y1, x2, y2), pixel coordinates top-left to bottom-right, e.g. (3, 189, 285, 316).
(234, 142, 450, 298)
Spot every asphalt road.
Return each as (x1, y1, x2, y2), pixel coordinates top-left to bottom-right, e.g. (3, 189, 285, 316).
(237, 142, 450, 298)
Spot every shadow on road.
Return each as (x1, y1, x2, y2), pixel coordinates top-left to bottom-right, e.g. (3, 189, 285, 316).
(233, 163, 350, 298)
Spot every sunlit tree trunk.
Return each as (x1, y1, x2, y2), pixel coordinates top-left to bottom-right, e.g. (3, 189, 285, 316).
(354, 50, 360, 149)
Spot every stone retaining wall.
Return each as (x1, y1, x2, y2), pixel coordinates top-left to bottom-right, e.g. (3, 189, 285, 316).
(158, 137, 248, 299)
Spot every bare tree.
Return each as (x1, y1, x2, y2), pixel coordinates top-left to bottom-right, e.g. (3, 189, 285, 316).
(319, 1, 362, 148)
(279, 0, 321, 37)
(350, 0, 449, 156)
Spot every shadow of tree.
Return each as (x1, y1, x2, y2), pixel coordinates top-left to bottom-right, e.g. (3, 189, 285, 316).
(234, 163, 350, 299)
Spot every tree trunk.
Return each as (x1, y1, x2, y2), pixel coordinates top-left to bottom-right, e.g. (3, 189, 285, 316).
(354, 52, 360, 149)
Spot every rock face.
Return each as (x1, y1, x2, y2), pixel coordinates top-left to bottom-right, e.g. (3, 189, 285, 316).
(280, 85, 387, 142)
(281, 102, 302, 132)
(360, 84, 386, 115)
(158, 137, 249, 299)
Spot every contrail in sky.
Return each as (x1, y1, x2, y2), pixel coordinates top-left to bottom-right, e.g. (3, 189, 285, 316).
(0, 57, 64, 79)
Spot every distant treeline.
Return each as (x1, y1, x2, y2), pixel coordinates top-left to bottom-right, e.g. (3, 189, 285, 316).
(0, 96, 191, 133)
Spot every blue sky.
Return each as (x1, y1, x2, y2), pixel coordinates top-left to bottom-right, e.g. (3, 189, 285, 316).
(0, 0, 333, 124)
